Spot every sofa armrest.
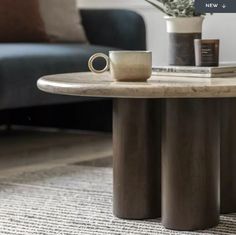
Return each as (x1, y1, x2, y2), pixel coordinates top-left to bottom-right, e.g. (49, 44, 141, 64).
(80, 9, 146, 50)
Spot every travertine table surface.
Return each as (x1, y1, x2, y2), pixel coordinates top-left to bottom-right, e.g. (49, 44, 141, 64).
(37, 72, 236, 98)
(37, 72, 236, 231)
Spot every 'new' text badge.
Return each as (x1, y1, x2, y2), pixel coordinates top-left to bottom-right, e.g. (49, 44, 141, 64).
(195, 0, 236, 13)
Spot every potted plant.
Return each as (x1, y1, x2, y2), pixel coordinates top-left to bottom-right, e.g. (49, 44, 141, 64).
(145, 0, 205, 66)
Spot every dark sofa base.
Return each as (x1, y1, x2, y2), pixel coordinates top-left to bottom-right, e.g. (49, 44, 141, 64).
(1, 100, 112, 132)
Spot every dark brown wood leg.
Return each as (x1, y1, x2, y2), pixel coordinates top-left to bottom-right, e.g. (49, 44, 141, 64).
(162, 98, 220, 230)
(220, 98, 236, 213)
(113, 98, 161, 219)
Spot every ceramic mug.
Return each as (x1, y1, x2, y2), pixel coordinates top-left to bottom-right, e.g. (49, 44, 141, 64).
(88, 51, 152, 82)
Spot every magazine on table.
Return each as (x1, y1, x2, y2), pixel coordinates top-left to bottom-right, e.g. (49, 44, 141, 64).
(152, 65, 236, 78)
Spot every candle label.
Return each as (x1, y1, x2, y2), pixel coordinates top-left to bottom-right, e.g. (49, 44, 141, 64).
(201, 43, 219, 65)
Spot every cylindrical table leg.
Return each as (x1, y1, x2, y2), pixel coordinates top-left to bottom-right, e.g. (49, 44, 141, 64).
(221, 98, 236, 213)
(162, 98, 220, 230)
(113, 98, 161, 219)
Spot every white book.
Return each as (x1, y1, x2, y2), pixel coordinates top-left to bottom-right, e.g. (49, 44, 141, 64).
(152, 65, 236, 78)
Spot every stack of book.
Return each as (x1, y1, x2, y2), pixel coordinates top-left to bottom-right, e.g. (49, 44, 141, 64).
(152, 65, 236, 78)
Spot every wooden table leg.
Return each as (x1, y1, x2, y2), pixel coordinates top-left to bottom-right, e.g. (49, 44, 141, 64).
(162, 98, 220, 230)
(113, 98, 161, 219)
(221, 98, 236, 213)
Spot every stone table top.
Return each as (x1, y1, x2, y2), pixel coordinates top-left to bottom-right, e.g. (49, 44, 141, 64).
(37, 72, 236, 98)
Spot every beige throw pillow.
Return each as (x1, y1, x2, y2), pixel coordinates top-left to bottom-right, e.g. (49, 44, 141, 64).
(0, 0, 87, 43)
(39, 0, 88, 43)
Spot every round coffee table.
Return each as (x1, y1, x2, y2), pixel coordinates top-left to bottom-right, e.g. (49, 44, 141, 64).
(37, 72, 236, 231)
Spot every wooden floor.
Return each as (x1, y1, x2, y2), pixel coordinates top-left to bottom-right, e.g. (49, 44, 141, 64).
(0, 126, 112, 175)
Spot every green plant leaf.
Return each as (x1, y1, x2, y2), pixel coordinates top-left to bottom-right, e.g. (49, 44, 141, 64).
(144, 0, 204, 17)
(144, 0, 167, 14)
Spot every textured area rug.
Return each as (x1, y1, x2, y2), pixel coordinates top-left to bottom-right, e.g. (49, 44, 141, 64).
(0, 160, 236, 235)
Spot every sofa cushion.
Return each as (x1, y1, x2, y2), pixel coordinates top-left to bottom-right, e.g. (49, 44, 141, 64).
(0, 0, 48, 42)
(0, 0, 87, 43)
(39, 0, 88, 43)
(0, 44, 114, 110)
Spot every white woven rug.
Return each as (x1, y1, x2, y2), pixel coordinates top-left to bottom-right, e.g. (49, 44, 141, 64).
(0, 160, 235, 235)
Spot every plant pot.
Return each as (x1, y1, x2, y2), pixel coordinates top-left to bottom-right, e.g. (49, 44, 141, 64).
(165, 16, 204, 66)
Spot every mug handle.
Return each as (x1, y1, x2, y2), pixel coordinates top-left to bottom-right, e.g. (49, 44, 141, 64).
(88, 53, 110, 73)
